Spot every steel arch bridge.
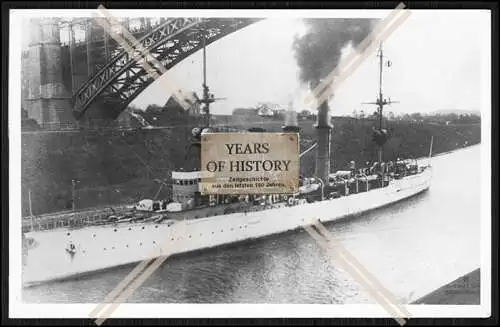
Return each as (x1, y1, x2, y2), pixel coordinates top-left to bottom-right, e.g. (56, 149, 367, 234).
(73, 17, 263, 120)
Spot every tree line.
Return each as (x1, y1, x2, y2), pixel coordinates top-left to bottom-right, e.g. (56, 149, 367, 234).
(350, 109, 481, 125)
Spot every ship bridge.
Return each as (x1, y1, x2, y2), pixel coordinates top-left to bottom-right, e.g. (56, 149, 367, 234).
(172, 171, 203, 203)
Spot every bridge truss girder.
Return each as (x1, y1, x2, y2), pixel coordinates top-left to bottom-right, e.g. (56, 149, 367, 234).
(73, 17, 262, 120)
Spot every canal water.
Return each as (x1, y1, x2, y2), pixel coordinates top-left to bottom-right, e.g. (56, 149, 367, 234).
(22, 145, 482, 304)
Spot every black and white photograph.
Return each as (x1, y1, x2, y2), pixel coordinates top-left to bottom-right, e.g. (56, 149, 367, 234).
(8, 6, 492, 321)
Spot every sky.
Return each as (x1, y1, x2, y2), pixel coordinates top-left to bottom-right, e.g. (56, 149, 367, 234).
(129, 10, 489, 116)
(19, 10, 490, 116)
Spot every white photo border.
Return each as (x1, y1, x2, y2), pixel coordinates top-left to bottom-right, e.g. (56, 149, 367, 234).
(8, 8, 492, 319)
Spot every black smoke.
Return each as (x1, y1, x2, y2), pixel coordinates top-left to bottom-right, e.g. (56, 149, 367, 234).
(293, 18, 378, 92)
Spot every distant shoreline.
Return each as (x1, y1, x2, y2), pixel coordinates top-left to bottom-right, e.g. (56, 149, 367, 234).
(432, 142, 480, 158)
(413, 142, 480, 162)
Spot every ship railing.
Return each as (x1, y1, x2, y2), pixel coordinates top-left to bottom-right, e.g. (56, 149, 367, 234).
(24, 203, 131, 220)
(22, 206, 130, 233)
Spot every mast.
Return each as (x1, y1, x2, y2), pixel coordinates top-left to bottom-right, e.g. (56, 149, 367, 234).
(377, 43, 384, 165)
(202, 35, 210, 127)
(197, 33, 226, 129)
(428, 135, 434, 167)
(428, 135, 434, 158)
(203, 36, 207, 90)
(29, 188, 34, 232)
(365, 42, 397, 167)
(361, 43, 398, 170)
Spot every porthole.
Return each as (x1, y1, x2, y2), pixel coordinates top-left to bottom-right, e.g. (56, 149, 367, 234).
(171, 238, 174, 241)
(142, 226, 145, 230)
(212, 231, 215, 234)
(67, 232, 71, 236)
(104, 248, 107, 250)
(126, 245, 129, 248)
(153, 241, 156, 244)
(114, 229, 117, 232)
(155, 225, 158, 228)
(93, 234, 96, 237)
(128, 227, 132, 231)
(139, 242, 142, 246)
(188, 235, 191, 238)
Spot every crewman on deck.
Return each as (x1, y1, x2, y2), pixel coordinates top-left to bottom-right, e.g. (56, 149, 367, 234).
(365, 161, 371, 175)
(387, 161, 394, 173)
(349, 160, 356, 170)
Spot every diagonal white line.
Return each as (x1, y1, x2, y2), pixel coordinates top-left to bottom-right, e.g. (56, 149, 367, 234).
(308, 3, 406, 99)
(93, 7, 192, 110)
(315, 11, 412, 106)
(304, 225, 407, 325)
(90, 220, 188, 324)
(313, 221, 412, 317)
(304, 2, 411, 107)
(94, 253, 173, 325)
(89, 258, 151, 310)
(303, 221, 410, 325)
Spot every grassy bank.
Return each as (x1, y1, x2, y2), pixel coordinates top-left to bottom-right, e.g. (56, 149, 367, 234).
(412, 268, 480, 305)
(21, 117, 481, 216)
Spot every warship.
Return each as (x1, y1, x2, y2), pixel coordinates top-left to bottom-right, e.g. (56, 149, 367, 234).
(22, 42, 433, 287)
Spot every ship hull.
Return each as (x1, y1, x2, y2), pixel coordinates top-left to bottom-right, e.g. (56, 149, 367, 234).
(22, 169, 432, 287)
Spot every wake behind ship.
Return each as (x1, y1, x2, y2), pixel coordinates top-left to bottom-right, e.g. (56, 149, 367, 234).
(21, 43, 434, 287)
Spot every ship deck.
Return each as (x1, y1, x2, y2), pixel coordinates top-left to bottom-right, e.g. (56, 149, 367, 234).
(22, 165, 431, 236)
